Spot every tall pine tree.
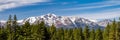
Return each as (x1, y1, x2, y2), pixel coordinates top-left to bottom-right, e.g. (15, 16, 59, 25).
(103, 23, 110, 40)
(83, 25, 90, 40)
(49, 24, 56, 40)
(109, 19, 117, 40)
(95, 27, 103, 40)
(21, 21, 32, 40)
(116, 18, 120, 40)
(89, 28, 95, 40)
(6, 15, 14, 40)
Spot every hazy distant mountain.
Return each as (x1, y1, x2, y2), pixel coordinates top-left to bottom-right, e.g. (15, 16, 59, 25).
(0, 13, 113, 28)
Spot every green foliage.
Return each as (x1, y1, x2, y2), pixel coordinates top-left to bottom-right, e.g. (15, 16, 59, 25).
(83, 25, 90, 40)
(116, 18, 120, 40)
(0, 29, 8, 40)
(89, 28, 95, 40)
(55, 28, 64, 40)
(103, 23, 110, 40)
(73, 27, 84, 40)
(49, 24, 56, 40)
(109, 19, 117, 40)
(95, 27, 103, 40)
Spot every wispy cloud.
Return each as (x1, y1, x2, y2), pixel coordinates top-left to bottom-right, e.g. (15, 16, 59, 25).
(60, 1, 78, 5)
(60, 1, 120, 11)
(0, 0, 50, 11)
(57, 0, 120, 20)
(71, 8, 120, 20)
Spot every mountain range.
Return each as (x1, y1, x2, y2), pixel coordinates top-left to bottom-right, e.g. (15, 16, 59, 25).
(0, 13, 113, 28)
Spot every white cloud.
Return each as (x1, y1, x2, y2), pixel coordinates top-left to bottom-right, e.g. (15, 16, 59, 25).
(72, 8, 120, 20)
(0, 0, 50, 11)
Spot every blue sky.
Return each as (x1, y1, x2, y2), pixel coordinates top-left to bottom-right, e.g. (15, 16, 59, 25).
(0, 0, 120, 20)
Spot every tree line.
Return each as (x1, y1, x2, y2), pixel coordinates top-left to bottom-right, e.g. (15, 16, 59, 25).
(0, 15, 120, 40)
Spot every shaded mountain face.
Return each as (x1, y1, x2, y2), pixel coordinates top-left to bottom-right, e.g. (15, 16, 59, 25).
(0, 13, 113, 29)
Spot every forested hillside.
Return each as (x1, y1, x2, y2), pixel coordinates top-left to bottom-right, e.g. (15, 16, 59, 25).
(0, 15, 120, 40)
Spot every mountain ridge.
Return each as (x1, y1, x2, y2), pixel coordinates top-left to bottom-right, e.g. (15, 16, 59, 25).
(0, 13, 112, 28)
(21, 13, 112, 28)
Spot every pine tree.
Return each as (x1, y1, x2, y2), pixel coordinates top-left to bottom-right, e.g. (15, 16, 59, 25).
(116, 18, 120, 40)
(6, 15, 14, 40)
(34, 21, 47, 40)
(103, 23, 110, 40)
(95, 27, 103, 40)
(21, 21, 32, 40)
(73, 28, 78, 40)
(69, 29, 74, 40)
(78, 27, 84, 40)
(55, 28, 64, 40)
(89, 28, 95, 40)
(109, 19, 117, 40)
(13, 15, 18, 32)
(12, 15, 20, 40)
(83, 25, 90, 40)
(64, 29, 70, 40)
(13, 15, 17, 26)
(0, 27, 7, 40)
(50, 24, 56, 40)
(0, 30, 8, 40)
(73, 27, 84, 40)
(6, 15, 12, 32)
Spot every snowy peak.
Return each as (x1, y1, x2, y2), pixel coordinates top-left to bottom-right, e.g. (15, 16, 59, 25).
(97, 19, 112, 27)
(99, 19, 112, 22)
(89, 19, 97, 22)
(47, 13, 56, 17)
(43, 13, 57, 18)
(23, 17, 37, 24)
(22, 13, 105, 28)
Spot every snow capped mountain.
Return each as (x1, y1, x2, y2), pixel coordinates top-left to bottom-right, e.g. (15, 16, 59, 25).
(97, 19, 112, 27)
(0, 20, 6, 27)
(89, 19, 97, 22)
(0, 13, 113, 28)
(22, 13, 110, 28)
